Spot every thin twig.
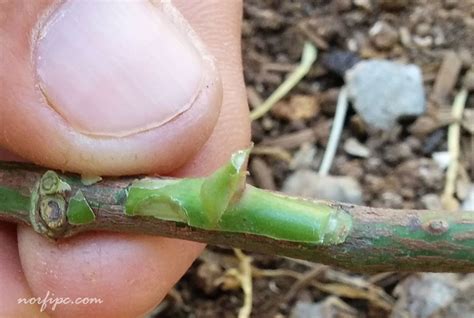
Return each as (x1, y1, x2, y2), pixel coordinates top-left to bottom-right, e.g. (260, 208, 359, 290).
(232, 249, 253, 318)
(252, 267, 303, 280)
(282, 265, 327, 304)
(319, 87, 349, 175)
(250, 43, 318, 120)
(251, 145, 293, 162)
(262, 265, 326, 317)
(1, 160, 474, 272)
(311, 281, 394, 311)
(442, 89, 469, 211)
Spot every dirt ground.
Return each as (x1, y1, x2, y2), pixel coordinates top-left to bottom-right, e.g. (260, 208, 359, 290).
(155, 1, 474, 317)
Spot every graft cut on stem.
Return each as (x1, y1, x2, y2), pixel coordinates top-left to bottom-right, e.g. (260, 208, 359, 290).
(0, 151, 473, 272)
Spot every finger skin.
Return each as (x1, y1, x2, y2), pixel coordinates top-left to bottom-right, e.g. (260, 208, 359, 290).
(18, 230, 205, 318)
(0, 0, 222, 176)
(0, 223, 47, 317)
(0, 147, 24, 162)
(6, 1, 251, 318)
(173, 0, 251, 176)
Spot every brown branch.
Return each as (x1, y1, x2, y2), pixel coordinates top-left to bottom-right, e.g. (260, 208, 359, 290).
(1, 161, 473, 272)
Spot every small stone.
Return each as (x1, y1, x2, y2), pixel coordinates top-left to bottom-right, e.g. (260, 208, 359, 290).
(335, 158, 364, 179)
(377, 0, 409, 10)
(290, 143, 317, 170)
(290, 298, 356, 318)
(321, 50, 361, 77)
(369, 21, 399, 50)
(443, 0, 458, 9)
(365, 157, 384, 174)
(413, 35, 433, 48)
(346, 60, 426, 130)
(432, 51, 462, 103)
(194, 261, 224, 295)
(409, 116, 440, 137)
(343, 137, 371, 158)
(261, 117, 274, 131)
(312, 120, 332, 147)
(421, 193, 444, 210)
(315, 16, 346, 42)
(334, 0, 352, 12)
(462, 109, 474, 134)
(250, 157, 276, 191)
(354, 0, 372, 11)
(383, 143, 413, 164)
(462, 184, 474, 211)
(456, 177, 470, 200)
(349, 114, 368, 138)
(432, 151, 451, 170)
(283, 170, 363, 204)
(463, 69, 474, 92)
(422, 129, 446, 155)
(381, 191, 404, 209)
(458, 48, 473, 69)
(396, 159, 444, 191)
(271, 95, 320, 121)
(432, 26, 446, 47)
(245, 6, 284, 30)
(406, 136, 422, 152)
(347, 38, 358, 52)
(320, 88, 340, 115)
(393, 274, 461, 318)
(399, 27, 412, 47)
(290, 301, 323, 318)
(400, 187, 416, 200)
(415, 23, 432, 37)
(364, 174, 385, 193)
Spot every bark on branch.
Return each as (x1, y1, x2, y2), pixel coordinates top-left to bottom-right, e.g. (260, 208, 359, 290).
(0, 158, 473, 273)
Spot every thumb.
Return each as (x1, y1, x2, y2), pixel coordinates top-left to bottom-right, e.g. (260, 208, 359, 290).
(0, 0, 222, 176)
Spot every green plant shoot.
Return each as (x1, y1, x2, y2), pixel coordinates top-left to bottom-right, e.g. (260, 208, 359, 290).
(125, 150, 352, 245)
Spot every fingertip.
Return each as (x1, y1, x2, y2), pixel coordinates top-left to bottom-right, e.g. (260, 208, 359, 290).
(1, 0, 222, 176)
(0, 223, 47, 317)
(17, 227, 204, 317)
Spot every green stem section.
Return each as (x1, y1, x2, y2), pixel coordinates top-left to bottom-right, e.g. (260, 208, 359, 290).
(0, 153, 473, 272)
(124, 150, 351, 245)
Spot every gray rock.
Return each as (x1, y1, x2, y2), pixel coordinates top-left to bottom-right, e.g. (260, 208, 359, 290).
(289, 143, 317, 170)
(421, 194, 444, 210)
(378, 0, 409, 10)
(369, 21, 399, 50)
(290, 298, 357, 318)
(432, 151, 451, 170)
(346, 60, 426, 130)
(463, 69, 474, 92)
(392, 273, 461, 318)
(321, 50, 361, 77)
(343, 137, 371, 158)
(290, 301, 326, 318)
(282, 170, 363, 204)
(353, 0, 372, 11)
(462, 184, 474, 211)
(334, 0, 352, 12)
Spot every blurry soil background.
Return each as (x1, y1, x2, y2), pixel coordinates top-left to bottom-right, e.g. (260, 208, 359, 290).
(155, 0, 474, 317)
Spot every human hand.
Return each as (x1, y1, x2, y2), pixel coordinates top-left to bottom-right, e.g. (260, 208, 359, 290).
(0, 0, 249, 316)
